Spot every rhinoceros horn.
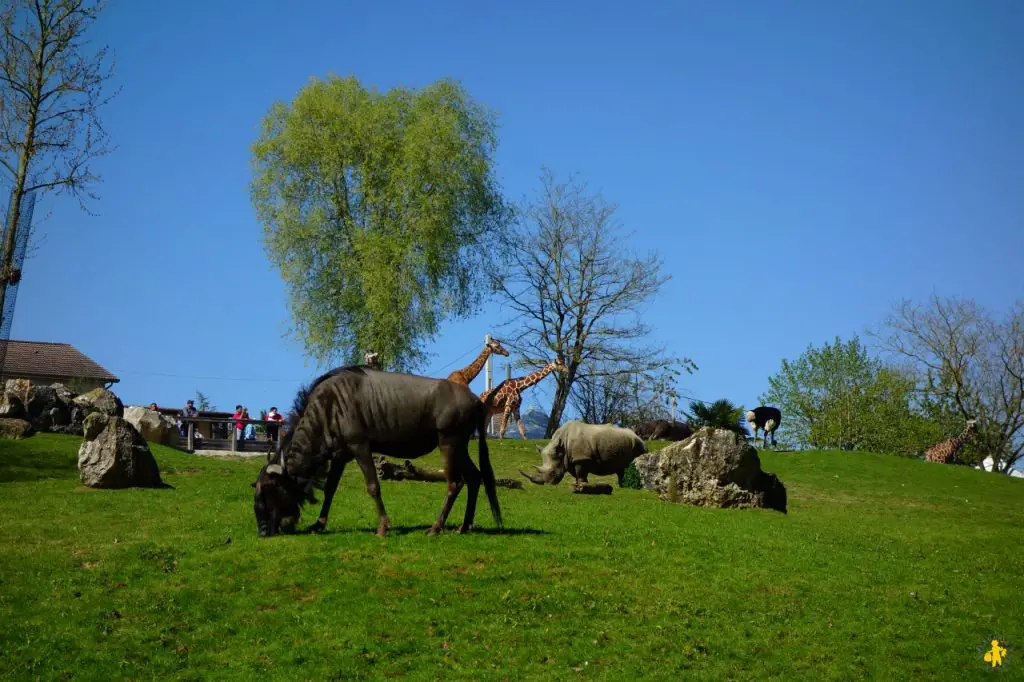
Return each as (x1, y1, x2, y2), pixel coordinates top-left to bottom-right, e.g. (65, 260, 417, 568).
(520, 466, 547, 485)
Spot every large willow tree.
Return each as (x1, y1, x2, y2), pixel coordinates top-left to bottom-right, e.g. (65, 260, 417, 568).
(250, 76, 509, 370)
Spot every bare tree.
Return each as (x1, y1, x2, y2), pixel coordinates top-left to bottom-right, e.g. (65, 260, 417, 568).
(0, 0, 116, 326)
(492, 169, 695, 437)
(569, 359, 678, 426)
(873, 295, 1024, 473)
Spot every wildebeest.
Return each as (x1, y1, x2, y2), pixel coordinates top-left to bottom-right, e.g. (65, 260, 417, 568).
(745, 406, 782, 447)
(252, 366, 502, 537)
(633, 419, 693, 441)
(520, 420, 648, 490)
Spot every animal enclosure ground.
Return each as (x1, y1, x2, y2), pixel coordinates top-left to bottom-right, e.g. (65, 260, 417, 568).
(1, 435, 1022, 680)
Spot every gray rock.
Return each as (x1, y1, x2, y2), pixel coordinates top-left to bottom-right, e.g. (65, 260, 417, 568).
(634, 427, 787, 513)
(50, 383, 77, 406)
(26, 385, 59, 427)
(73, 388, 124, 419)
(123, 406, 178, 446)
(0, 418, 34, 440)
(77, 415, 164, 489)
(0, 392, 25, 419)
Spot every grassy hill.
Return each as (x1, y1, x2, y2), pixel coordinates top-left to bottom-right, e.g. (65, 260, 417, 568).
(1, 433, 1022, 680)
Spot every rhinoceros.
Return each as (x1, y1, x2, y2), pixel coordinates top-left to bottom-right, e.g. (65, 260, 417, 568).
(520, 420, 647, 491)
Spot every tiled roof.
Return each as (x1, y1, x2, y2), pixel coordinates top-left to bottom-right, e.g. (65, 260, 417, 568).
(0, 340, 119, 383)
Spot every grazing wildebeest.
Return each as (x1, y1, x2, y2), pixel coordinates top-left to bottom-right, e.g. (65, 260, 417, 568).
(745, 406, 782, 447)
(252, 366, 502, 538)
(633, 419, 692, 441)
(520, 420, 648, 491)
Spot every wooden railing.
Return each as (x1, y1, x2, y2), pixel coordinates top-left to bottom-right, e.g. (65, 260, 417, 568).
(178, 417, 285, 454)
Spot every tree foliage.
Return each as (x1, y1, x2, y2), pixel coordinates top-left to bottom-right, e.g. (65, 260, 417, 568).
(250, 75, 510, 370)
(873, 295, 1024, 472)
(492, 169, 695, 437)
(760, 335, 941, 455)
(685, 399, 747, 436)
(0, 0, 116, 325)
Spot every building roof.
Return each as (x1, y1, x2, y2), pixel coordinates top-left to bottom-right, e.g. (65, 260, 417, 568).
(0, 340, 119, 383)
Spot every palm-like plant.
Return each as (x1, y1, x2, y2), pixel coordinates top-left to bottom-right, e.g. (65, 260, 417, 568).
(685, 399, 748, 436)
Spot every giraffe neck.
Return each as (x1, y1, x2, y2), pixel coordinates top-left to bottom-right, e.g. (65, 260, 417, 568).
(459, 346, 493, 383)
(951, 425, 975, 450)
(513, 362, 557, 393)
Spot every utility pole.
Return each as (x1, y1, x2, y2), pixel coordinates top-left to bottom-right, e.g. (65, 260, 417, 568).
(484, 333, 492, 393)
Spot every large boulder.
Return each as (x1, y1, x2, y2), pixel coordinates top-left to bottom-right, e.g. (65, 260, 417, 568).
(50, 382, 77, 406)
(73, 388, 124, 419)
(0, 392, 25, 419)
(0, 418, 34, 440)
(634, 427, 787, 513)
(26, 385, 60, 429)
(78, 413, 164, 489)
(123, 406, 178, 446)
(5, 379, 31, 405)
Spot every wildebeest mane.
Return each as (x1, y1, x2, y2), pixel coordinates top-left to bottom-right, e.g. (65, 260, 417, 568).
(275, 365, 368, 473)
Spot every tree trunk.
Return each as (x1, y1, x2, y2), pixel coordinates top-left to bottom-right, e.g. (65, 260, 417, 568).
(545, 371, 574, 438)
(0, 38, 42, 331)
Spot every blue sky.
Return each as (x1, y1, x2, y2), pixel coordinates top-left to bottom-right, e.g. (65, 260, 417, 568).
(9, 0, 1023, 419)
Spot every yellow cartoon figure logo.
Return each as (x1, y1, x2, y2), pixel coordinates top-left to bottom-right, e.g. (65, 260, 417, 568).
(984, 639, 1007, 668)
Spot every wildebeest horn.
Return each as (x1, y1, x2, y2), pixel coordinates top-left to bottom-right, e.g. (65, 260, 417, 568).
(533, 464, 543, 470)
(534, 444, 543, 454)
(266, 464, 283, 476)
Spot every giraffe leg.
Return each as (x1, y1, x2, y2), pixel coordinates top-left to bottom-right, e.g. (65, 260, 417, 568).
(498, 408, 511, 440)
(515, 408, 527, 440)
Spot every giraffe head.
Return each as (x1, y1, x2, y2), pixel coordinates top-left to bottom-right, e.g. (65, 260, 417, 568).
(487, 338, 510, 357)
(552, 353, 568, 374)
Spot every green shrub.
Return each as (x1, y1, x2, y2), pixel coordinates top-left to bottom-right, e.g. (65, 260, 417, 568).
(620, 461, 642, 489)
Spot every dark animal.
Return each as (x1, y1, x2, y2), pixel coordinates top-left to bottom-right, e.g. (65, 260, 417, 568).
(252, 366, 502, 538)
(521, 421, 648, 490)
(633, 419, 692, 441)
(745, 406, 782, 447)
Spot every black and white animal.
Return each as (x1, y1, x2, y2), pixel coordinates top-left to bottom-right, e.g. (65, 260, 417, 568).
(251, 366, 502, 538)
(520, 420, 648, 491)
(745, 406, 782, 447)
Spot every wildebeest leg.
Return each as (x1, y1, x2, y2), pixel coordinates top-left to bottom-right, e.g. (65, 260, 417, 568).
(352, 444, 390, 536)
(457, 444, 482, 534)
(428, 442, 465, 536)
(616, 470, 624, 487)
(307, 456, 347, 534)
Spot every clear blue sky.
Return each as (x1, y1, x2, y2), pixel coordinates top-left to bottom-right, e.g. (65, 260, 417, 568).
(9, 0, 1023, 418)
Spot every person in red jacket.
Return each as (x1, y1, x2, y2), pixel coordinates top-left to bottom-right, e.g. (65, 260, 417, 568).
(233, 405, 245, 450)
(265, 406, 285, 442)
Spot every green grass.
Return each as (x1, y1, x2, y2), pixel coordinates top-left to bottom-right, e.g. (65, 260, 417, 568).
(1, 434, 1023, 681)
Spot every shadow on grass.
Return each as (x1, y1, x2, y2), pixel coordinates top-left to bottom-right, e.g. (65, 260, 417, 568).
(297, 523, 552, 537)
(0, 443, 78, 483)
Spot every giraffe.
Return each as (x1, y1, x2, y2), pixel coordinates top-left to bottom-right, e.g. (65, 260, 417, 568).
(924, 419, 977, 464)
(479, 355, 568, 440)
(446, 338, 510, 387)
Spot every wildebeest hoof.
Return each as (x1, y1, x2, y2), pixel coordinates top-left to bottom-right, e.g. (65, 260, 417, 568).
(426, 526, 441, 536)
(306, 520, 326, 534)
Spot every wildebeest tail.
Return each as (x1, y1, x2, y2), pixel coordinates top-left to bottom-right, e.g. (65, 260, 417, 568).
(477, 406, 503, 529)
